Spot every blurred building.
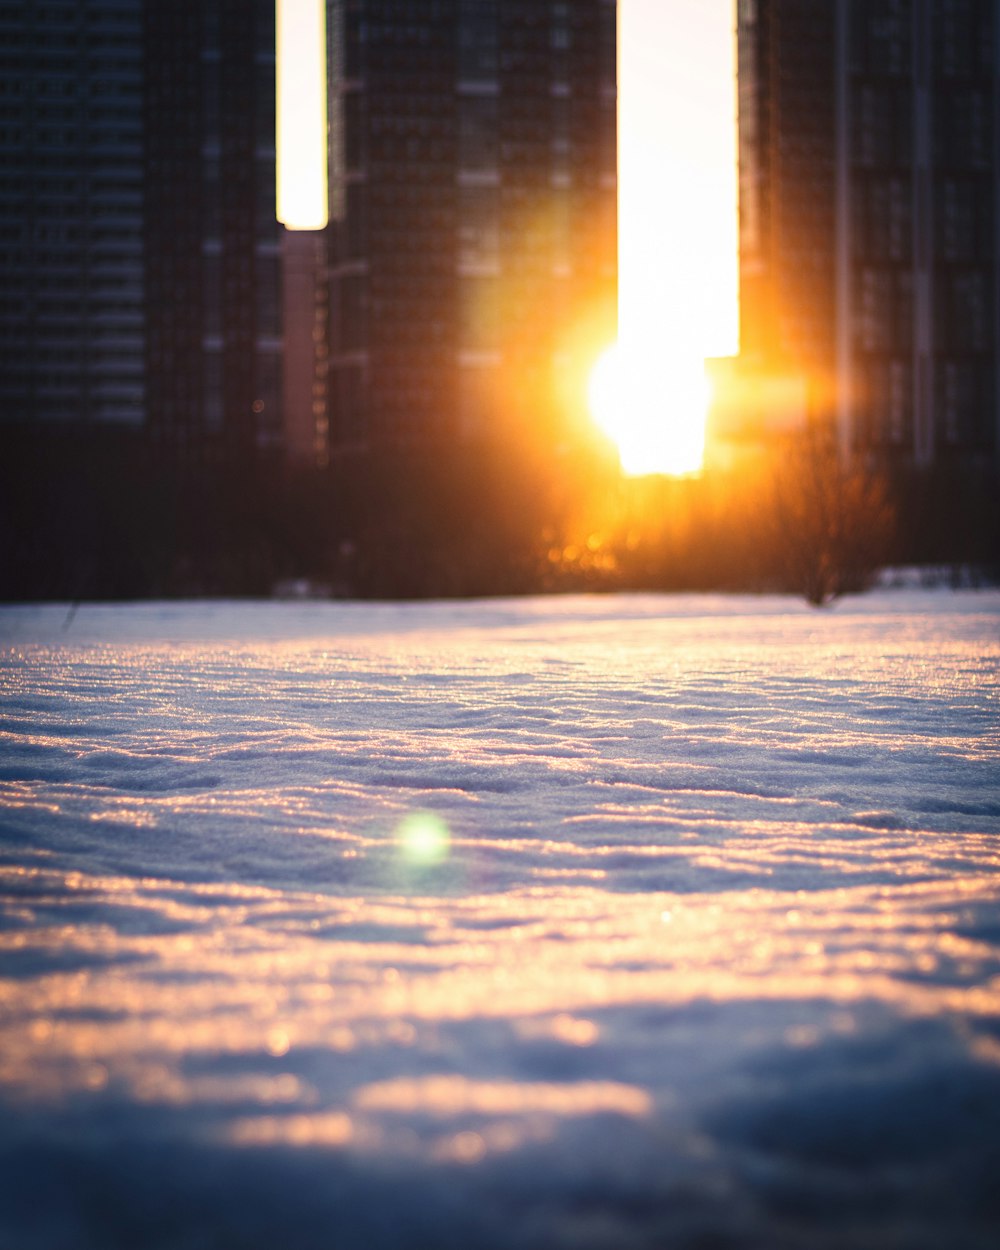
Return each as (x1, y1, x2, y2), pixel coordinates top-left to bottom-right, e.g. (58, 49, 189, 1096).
(736, 0, 1000, 469)
(0, 0, 146, 429)
(325, 0, 618, 455)
(2, 0, 615, 470)
(143, 0, 284, 466)
(281, 228, 330, 466)
(1, 0, 285, 464)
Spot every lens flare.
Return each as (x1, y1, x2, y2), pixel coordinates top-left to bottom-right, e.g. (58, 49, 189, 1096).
(397, 812, 451, 866)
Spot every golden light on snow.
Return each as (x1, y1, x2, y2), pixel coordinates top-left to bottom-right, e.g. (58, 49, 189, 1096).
(6, 857, 999, 1111)
(353, 1075, 652, 1119)
(275, 0, 328, 230)
(1, 589, 998, 1249)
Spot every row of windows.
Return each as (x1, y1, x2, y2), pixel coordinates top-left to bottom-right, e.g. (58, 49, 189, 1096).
(362, 22, 453, 49)
(853, 266, 913, 353)
(851, 84, 912, 167)
(3, 252, 143, 270)
(9, 101, 140, 120)
(361, 0, 465, 17)
(2, 273, 140, 293)
(4, 224, 141, 242)
(0, 77, 140, 101)
(850, 37, 994, 85)
(0, 33, 140, 51)
(3, 152, 139, 171)
(932, 5, 995, 78)
(0, 345, 143, 365)
(936, 268, 993, 352)
(0, 3, 139, 23)
(0, 402, 145, 426)
(0, 189, 141, 207)
(1, 300, 141, 317)
(0, 203, 141, 227)
(366, 110, 453, 139)
(934, 89, 993, 168)
(0, 136, 141, 155)
(854, 358, 911, 447)
(935, 177, 994, 260)
(1, 122, 138, 139)
(348, 90, 598, 140)
(936, 360, 995, 447)
(850, 8, 912, 79)
(852, 176, 912, 262)
(368, 136, 453, 164)
(851, 263, 996, 355)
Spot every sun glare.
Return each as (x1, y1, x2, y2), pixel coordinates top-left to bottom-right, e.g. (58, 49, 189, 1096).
(273, 0, 737, 473)
(602, 0, 738, 477)
(276, 0, 328, 231)
(588, 344, 709, 477)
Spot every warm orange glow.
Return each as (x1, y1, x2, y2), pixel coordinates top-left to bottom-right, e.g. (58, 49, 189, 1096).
(588, 343, 710, 477)
(276, 0, 328, 230)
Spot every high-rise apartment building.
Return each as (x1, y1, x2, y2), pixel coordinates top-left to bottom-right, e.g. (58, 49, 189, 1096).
(0, 0, 146, 428)
(143, 0, 283, 464)
(737, 0, 1000, 468)
(326, 0, 618, 455)
(1, 0, 282, 463)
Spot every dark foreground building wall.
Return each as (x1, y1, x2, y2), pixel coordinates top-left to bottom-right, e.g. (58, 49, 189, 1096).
(326, 0, 618, 456)
(737, 0, 1000, 471)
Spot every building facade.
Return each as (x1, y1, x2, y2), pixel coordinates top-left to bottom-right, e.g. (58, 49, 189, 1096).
(1, 0, 283, 464)
(325, 0, 618, 456)
(737, 0, 1000, 468)
(143, 0, 283, 465)
(0, 0, 146, 429)
(3, 0, 616, 470)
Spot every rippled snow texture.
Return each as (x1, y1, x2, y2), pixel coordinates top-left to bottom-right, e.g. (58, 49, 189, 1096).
(1, 591, 999, 1249)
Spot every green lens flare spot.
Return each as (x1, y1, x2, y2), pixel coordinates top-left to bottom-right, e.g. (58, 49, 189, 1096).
(397, 812, 451, 865)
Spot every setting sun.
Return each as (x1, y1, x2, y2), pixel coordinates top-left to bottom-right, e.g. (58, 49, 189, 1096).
(588, 344, 710, 476)
(274, 0, 738, 469)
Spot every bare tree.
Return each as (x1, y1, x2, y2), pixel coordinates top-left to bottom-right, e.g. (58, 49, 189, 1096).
(769, 425, 896, 606)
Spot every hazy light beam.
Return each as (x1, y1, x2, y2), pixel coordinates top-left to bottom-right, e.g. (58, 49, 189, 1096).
(600, 0, 738, 476)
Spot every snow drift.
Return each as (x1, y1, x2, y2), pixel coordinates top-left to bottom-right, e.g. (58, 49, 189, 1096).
(1, 589, 998, 1248)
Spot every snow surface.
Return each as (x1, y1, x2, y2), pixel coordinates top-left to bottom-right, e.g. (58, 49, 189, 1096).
(1, 589, 999, 1249)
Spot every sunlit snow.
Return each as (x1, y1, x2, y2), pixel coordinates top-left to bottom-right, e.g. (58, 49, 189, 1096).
(1, 590, 999, 1248)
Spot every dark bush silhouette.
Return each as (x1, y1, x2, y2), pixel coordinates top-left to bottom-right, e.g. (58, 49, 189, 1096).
(767, 426, 896, 605)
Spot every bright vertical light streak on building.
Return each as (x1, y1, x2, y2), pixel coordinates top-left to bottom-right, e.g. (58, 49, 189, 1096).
(276, 0, 328, 230)
(607, 1, 738, 474)
(619, 0, 739, 359)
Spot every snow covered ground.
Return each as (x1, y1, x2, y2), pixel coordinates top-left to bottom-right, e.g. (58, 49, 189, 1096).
(1, 589, 999, 1249)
